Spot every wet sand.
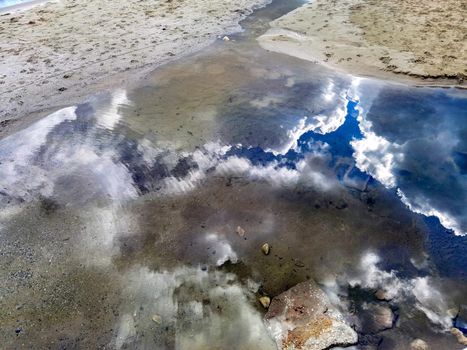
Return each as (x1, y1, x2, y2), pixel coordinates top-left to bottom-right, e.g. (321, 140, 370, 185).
(0, 0, 270, 132)
(258, 0, 467, 87)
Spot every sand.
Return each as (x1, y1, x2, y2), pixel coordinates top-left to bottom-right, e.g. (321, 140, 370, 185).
(0, 0, 270, 129)
(258, 0, 467, 87)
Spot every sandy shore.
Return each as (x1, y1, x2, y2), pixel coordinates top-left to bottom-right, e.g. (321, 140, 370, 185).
(258, 0, 467, 87)
(0, 0, 269, 133)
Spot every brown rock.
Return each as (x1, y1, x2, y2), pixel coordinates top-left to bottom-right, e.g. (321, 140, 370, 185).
(264, 281, 357, 350)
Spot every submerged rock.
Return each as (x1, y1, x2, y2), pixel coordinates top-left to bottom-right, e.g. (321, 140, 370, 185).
(236, 226, 245, 237)
(410, 339, 428, 350)
(151, 314, 162, 324)
(259, 296, 271, 309)
(264, 281, 357, 350)
(451, 327, 467, 346)
(374, 289, 392, 302)
(261, 243, 270, 255)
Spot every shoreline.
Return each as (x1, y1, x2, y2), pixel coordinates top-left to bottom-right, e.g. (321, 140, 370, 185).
(259, 28, 467, 90)
(258, 0, 466, 89)
(0, 0, 271, 138)
(0, 0, 52, 14)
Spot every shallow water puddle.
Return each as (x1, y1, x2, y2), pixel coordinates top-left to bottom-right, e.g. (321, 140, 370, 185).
(0, 0, 466, 348)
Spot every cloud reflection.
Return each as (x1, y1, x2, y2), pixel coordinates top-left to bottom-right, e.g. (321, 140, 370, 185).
(350, 84, 467, 235)
(114, 266, 274, 350)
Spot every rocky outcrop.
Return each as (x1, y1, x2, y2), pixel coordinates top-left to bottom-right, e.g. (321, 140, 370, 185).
(264, 281, 358, 350)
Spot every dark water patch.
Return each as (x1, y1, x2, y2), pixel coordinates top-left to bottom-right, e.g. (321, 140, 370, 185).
(425, 216, 467, 279)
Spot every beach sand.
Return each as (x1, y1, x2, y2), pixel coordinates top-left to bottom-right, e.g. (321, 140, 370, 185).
(258, 0, 467, 87)
(0, 0, 269, 132)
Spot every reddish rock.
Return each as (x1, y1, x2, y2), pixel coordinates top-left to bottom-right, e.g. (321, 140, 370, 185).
(264, 281, 357, 350)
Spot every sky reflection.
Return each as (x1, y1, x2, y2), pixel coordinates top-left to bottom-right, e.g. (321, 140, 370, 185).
(0, 78, 465, 238)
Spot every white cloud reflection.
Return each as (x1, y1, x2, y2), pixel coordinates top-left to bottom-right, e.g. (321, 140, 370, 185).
(349, 82, 466, 235)
(343, 252, 456, 330)
(114, 266, 275, 350)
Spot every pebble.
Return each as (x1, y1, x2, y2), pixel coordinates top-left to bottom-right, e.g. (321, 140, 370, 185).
(410, 339, 428, 350)
(152, 314, 162, 324)
(261, 243, 270, 255)
(259, 296, 270, 309)
(451, 328, 467, 346)
(236, 226, 245, 237)
(374, 289, 392, 301)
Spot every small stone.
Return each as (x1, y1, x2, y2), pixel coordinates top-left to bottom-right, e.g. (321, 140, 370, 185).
(374, 289, 392, 301)
(451, 328, 467, 346)
(410, 339, 428, 350)
(236, 226, 245, 237)
(261, 243, 270, 255)
(259, 296, 270, 309)
(152, 314, 162, 324)
(222, 36, 230, 41)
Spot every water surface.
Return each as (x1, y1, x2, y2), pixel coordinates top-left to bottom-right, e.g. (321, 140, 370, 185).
(0, 0, 466, 349)
(0, 0, 33, 9)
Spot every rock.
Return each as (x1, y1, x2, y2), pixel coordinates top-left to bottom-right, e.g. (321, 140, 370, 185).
(410, 339, 428, 350)
(359, 303, 394, 333)
(152, 314, 162, 324)
(374, 289, 392, 301)
(264, 281, 358, 350)
(261, 243, 270, 255)
(259, 296, 271, 309)
(451, 328, 467, 346)
(236, 226, 245, 237)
